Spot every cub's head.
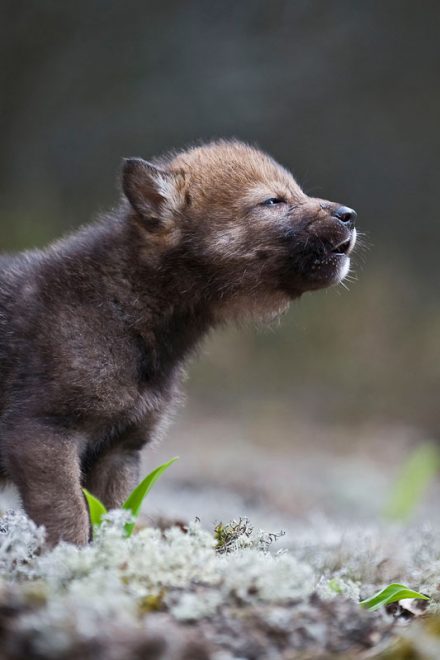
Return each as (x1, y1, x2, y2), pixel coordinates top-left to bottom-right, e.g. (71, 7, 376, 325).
(122, 140, 357, 315)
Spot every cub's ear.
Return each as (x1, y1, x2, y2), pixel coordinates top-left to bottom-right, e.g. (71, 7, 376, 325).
(122, 158, 184, 221)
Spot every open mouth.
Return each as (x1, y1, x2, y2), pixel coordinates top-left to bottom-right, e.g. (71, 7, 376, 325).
(330, 230, 356, 256)
(331, 238, 351, 255)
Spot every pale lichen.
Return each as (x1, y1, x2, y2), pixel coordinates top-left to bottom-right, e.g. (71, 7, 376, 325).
(0, 507, 439, 658)
(0, 510, 46, 579)
(214, 517, 285, 554)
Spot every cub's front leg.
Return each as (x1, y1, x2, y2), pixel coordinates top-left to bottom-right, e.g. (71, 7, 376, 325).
(84, 448, 141, 511)
(84, 424, 149, 511)
(3, 418, 89, 546)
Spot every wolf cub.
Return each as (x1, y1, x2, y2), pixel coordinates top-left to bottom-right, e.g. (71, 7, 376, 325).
(0, 140, 356, 544)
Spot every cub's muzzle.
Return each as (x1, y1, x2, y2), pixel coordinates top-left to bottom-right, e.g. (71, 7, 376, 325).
(331, 206, 357, 230)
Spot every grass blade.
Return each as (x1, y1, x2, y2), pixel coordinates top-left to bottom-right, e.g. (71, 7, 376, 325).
(122, 457, 179, 536)
(384, 443, 440, 521)
(360, 582, 429, 611)
(82, 488, 108, 535)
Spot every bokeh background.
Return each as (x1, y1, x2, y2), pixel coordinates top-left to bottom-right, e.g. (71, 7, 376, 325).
(1, 1, 439, 527)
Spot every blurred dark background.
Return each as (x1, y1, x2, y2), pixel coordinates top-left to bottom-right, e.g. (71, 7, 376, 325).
(1, 0, 439, 448)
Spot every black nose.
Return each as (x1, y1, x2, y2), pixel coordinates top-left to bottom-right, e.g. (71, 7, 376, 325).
(332, 206, 357, 227)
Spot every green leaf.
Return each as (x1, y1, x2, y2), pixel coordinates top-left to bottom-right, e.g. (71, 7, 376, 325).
(122, 457, 179, 536)
(82, 488, 108, 535)
(384, 443, 440, 521)
(360, 582, 429, 611)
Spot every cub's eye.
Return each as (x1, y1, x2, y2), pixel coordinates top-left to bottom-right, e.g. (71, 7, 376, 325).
(262, 197, 284, 206)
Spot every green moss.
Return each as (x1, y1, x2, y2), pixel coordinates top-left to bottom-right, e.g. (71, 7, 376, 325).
(138, 591, 164, 615)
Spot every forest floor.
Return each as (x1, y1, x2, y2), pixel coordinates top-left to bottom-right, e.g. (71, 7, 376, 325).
(1, 412, 439, 659)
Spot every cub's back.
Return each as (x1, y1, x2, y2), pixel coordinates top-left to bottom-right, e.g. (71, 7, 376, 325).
(0, 254, 33, 414)
(0, 256, 15, 411)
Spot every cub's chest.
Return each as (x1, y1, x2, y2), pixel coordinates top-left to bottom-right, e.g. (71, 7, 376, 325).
(102, 367, 183, 437)
(83, 383, 177, 462)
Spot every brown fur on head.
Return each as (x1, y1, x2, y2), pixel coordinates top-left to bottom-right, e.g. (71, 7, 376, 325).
(122, 139, 357, 319)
